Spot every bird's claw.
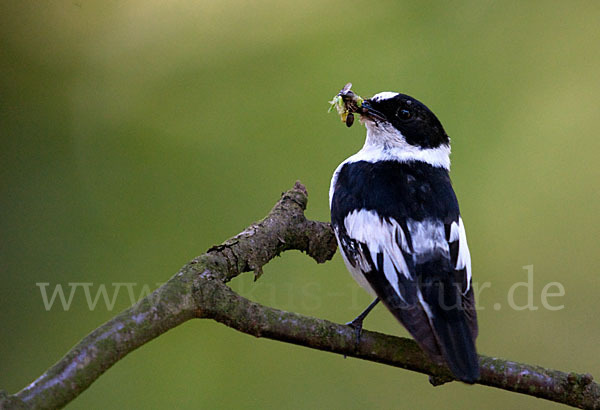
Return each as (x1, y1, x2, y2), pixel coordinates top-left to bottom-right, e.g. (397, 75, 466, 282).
(346, 318, 364, 351)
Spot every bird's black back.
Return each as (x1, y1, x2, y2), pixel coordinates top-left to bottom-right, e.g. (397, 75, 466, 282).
(331, 160, 460, 227)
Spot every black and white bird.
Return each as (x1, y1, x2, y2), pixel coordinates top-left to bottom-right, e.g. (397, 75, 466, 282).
(329, 90, 479, 382)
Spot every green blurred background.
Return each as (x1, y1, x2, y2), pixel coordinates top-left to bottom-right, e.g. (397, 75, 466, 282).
(2, 1, 600, 408)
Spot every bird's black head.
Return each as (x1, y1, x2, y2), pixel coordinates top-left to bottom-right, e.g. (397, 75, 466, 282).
(360, 92, 449, 149)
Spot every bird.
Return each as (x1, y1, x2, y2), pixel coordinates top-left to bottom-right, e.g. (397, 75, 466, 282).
(329, 89, 479, 383)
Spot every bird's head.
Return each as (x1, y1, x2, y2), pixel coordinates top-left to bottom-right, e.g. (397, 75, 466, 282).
(360, 92, 449, 148)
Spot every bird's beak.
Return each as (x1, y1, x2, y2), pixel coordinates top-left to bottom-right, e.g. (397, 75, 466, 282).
(359, 100, 387, 122)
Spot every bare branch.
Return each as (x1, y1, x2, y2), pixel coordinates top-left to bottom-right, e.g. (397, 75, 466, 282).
(1, 182, 598, 410)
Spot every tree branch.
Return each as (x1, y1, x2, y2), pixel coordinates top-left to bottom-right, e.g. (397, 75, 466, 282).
(1, 182, 598, 409)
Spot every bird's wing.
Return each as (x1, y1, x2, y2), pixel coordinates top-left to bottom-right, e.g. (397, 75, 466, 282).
(339, 210, 445, 360)
(339, 211, 479, 381)
(446, 217, 478, 339)
(339, 209, 414, 302)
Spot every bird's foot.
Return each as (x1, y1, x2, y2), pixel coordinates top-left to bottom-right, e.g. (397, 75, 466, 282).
(345, 317, 365, 351)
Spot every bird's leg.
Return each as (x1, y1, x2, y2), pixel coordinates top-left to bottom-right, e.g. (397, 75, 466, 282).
(346, 297, 380, 349)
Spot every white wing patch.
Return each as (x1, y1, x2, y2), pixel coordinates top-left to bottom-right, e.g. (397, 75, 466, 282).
(449, 217, 472, 291)
(406, 219, 450, 263)
(338, 210, 473, 300)
(342, 210, 410, 299)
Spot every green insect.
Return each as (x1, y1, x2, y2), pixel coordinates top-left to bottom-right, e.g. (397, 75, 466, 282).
(328, 83, 364, 129)
(328, 94, 346, 115)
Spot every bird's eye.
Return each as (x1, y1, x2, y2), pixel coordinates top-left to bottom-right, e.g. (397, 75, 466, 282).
(397, 109, 412, 120)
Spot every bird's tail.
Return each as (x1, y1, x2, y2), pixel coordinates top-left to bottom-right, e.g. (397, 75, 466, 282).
(420, 278, 479, 383)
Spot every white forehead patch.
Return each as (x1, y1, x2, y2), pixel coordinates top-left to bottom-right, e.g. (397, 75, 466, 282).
(370, 91, 399, 102)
